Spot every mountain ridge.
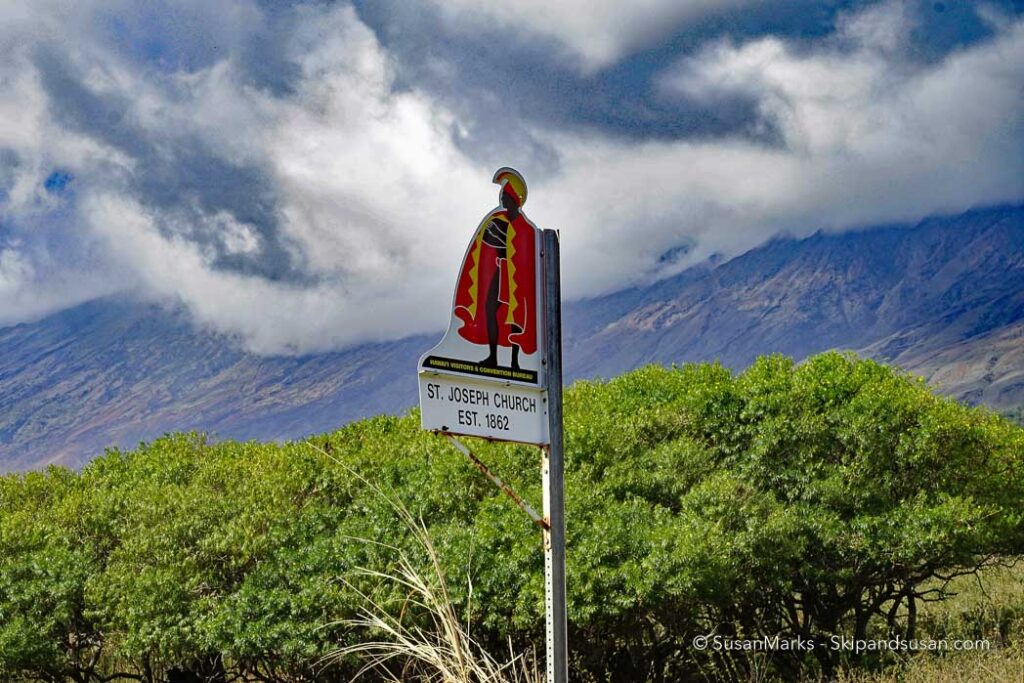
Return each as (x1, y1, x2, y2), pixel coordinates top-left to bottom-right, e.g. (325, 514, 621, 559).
(564, 204, 1024, 377)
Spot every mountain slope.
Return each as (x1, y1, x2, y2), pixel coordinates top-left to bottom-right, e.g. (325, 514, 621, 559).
(565, 205, 1024, 378)
(0, 299, 430, 471)
(878, 321, 1024, 410)
(1, 205, 1021, 470)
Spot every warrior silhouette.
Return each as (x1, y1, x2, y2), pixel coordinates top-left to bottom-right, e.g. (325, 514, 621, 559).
(452, 168, 538, 371)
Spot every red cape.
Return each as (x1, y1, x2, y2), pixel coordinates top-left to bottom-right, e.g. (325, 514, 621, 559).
(452, 209, 538, 354)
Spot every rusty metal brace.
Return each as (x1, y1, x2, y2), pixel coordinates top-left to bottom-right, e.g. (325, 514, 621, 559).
(443, 434, 549, 531)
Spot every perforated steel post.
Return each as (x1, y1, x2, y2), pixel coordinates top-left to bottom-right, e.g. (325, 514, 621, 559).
(542, 228, 567, 683)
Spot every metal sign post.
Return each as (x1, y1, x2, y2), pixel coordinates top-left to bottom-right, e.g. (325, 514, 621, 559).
(542, 228, 568, 683)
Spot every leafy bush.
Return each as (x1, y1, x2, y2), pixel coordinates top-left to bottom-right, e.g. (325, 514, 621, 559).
(0, 353, 1021, 681)
(1005, 406, 1024, 427)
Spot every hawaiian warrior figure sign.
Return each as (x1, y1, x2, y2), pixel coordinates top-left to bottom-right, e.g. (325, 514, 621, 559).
(419, 168, 544, 387)
(416, 168, 565, 682)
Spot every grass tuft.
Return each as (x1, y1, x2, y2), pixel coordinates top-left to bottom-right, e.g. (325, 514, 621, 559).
(313, 442, 542, 683)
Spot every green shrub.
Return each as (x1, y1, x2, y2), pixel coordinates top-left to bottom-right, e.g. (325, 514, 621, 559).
(0, 353, 1021, 681)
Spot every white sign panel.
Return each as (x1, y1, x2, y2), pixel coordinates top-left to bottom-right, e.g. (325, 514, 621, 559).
(419, 374, 548, 445)
(418, 167, 549, 444)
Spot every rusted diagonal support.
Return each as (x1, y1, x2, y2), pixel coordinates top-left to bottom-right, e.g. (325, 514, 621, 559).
(443, 434, 549, 531)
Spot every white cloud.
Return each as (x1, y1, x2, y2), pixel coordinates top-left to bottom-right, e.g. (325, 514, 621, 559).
(0, 237, 121, 327)
(84, 190, 470, 355)
(0, 30, 133, 325)
(28, 4, 500, 354)
(836, 0, 916, 54)
(0, 247, 35, 300)
(267, 6, 492, 284)
(544, 8, 1024, 294)
(425, 0, 769, 71)
(214, 212, 261, 255)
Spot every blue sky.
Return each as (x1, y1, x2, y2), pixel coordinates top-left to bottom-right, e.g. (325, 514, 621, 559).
(0, 0, 1021, 354)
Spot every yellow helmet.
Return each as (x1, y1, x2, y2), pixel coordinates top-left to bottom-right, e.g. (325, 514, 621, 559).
(493, 167, 527, 206)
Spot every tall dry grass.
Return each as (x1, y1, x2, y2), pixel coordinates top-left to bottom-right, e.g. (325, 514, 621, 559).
(326, 516, 541, 683)
(836, 648, 1024, 683)
(835, 559, 1024, 683)
(312, 443, 541, 683)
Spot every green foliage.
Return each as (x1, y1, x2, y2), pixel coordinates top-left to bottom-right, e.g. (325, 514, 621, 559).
(1005, 406, 1024, 427)
(0, 352, 1021, 681)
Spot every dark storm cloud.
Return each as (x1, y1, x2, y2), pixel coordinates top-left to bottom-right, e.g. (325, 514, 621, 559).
(33, 47, 306, 283)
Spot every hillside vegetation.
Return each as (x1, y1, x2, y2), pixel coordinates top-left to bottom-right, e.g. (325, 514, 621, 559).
(1, 352, 1022, 682)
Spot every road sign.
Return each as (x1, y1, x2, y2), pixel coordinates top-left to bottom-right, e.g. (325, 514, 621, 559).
(418, 374, 547, 444)
(418, 167, 548, 445)
(417, 169, 568, 683)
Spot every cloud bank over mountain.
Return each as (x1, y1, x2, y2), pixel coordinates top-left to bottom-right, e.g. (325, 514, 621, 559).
(0, 0, 1021, 354)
